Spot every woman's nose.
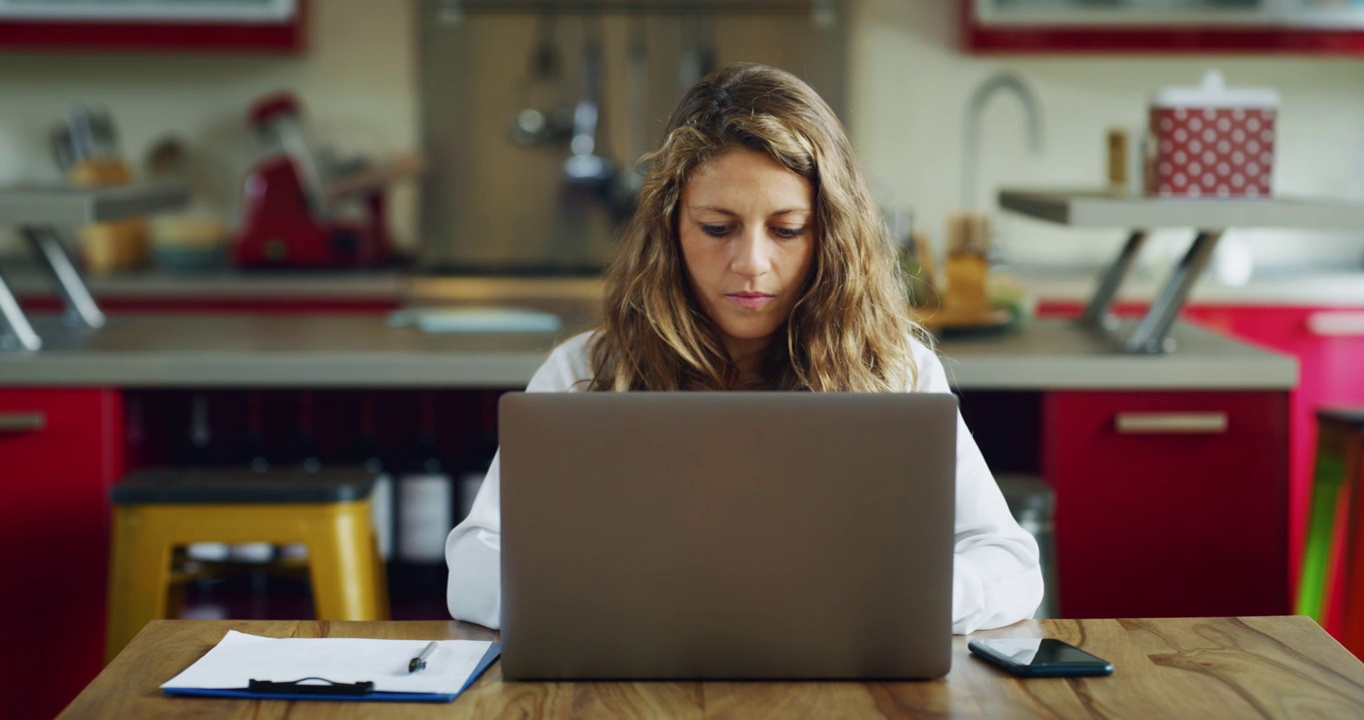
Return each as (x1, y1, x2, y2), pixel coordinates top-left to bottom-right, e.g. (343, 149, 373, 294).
(730, 228, 773, 277)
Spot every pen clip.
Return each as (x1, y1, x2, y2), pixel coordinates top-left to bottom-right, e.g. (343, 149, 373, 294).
(247, 677, 375, 695)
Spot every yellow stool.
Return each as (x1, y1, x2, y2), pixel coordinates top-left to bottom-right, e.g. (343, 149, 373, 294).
(106, 467, 390, 662)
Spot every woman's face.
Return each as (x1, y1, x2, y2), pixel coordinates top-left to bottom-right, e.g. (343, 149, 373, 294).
(678, 148, 816, 364)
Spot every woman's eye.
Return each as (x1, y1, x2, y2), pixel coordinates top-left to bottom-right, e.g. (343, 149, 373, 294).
(701, 224, 732, 237)
(773, 226, 807, 239)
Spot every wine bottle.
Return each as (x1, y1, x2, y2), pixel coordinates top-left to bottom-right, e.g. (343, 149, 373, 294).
(241, 391, 270, 473)
(457, 391, 500, 523)
(231, 391, 275, 563)
(293, 391, 323, 473)
(354, 392, 395, 562)
(397, 392, 454, 564)
(183, 392, 230, 563)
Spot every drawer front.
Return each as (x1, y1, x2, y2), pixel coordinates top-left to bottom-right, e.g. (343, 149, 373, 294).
(1043, 391, 1289, 619)
(0, 389, 123, 720)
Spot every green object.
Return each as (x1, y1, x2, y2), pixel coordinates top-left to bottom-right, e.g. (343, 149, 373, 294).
(1296, 450, 1346, 622)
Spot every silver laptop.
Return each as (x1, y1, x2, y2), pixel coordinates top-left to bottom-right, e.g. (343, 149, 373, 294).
(498, 392, 957, 680)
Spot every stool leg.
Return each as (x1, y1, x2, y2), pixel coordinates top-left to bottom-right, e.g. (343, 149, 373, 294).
(106, 508, 173, 663)
(1340, 433, 1364, 659)
(372, 530, 391, 619)
(1298, 421, 1349, 624)
(1325, 482, 1355, 638)
(306, 502, 385, 621)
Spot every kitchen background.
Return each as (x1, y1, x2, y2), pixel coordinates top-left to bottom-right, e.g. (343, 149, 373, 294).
(4, 2, 1364, 718)
(1, 0, 1362, 275)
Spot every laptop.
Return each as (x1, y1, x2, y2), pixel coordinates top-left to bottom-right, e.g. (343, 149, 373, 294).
(498, 391, 957, 680)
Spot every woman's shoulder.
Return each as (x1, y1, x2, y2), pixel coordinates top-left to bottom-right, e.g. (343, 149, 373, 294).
(526, 330, 599, 392)
(905, 332, 948, 393)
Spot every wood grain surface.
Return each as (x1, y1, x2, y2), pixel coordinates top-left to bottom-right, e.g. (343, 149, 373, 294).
(58, 616, 1364, 719)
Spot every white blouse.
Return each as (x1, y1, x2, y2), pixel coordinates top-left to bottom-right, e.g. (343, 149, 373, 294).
(445, 332, 1044, 634)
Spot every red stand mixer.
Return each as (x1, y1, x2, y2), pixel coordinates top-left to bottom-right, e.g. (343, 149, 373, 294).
(233, 92, 420, 269)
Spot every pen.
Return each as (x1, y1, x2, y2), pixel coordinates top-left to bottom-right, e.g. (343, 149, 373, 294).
(408, 641, 438, 673)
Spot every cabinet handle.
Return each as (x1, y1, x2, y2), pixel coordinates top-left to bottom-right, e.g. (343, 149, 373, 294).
(1115, 412, 1228, 435)
(0, 412, 46, 433)
(1307, 312, 1364, 337)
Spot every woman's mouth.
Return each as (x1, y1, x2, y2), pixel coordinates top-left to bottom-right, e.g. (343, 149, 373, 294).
(725, 292, 775, 309)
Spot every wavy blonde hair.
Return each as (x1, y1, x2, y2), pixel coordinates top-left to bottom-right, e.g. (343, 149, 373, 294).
(589, 63, 924, 392)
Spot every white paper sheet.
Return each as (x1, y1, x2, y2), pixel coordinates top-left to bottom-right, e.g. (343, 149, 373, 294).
(160, 631, 493, 695)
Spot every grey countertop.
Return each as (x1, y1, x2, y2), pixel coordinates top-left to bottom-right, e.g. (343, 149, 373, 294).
(935, 318, 1295, 390)
(0, 262, 605, 302)
(0, 313, 1296, 390)
(6, 261, 1360, 306)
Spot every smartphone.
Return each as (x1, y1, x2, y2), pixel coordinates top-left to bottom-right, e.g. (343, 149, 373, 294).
(967, 638, 1114, 678)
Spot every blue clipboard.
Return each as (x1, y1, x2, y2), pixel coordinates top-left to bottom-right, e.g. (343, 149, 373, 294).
(163, 642, 501, 703)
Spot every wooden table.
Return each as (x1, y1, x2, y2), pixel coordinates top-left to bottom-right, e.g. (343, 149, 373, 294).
(59, 616, 1364, 719)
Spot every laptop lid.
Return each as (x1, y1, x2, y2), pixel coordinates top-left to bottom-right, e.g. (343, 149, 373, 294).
(498, 392, 957, 680)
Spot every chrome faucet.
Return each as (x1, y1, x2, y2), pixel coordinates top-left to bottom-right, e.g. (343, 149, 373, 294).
(962, 71, 1044, 211)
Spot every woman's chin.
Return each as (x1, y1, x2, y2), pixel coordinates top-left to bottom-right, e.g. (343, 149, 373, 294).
(716, 320, 782, 345)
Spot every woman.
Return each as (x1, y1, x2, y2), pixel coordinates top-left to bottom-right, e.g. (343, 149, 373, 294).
(446, 63, 1042, 634)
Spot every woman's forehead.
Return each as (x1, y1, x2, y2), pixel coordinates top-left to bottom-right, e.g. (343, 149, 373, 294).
(683, 149, 813, 214)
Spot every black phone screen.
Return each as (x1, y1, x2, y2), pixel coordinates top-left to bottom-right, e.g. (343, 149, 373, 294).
(968, 639, 1114, 676)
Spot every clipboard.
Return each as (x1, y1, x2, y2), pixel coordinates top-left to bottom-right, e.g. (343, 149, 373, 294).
(161, 631, 501, 703)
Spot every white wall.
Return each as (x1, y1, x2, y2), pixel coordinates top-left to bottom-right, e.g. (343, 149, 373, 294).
(848, 0, 1364, 276)
(0, 0, 420, 256)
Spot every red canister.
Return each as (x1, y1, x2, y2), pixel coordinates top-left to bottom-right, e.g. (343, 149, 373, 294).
(1146, 71, 1279, 199)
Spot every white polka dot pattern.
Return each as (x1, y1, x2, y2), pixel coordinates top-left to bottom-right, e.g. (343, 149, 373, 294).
(1148, 106, 1274, 198)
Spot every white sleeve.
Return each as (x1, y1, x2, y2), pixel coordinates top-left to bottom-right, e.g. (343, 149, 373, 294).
(914, 344, 1045, 634)
(444, 335, 591, 628)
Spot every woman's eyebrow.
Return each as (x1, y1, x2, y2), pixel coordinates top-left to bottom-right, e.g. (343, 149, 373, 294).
(689, 205, 811, 217)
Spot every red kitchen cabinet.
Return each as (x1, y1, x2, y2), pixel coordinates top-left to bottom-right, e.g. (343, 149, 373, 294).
(0, 0, 305, 53)
(1043, 390, 1289, 618)
(1184, 304, 1364, 605)
(0, 389, 125, 720)
(963, 0, 1364, 55)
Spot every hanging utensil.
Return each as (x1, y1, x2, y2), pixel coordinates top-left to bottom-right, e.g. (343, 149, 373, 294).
(609, 14, 649, 224)
(509, 10, 575, 148)
(677, 10, 702, 93)
(562, 14, 614, 196)
(696, 11, 717, 80)
(678, 9, 717, 92)
(558, 13, 616, 273)
(626, 15, 649, 193)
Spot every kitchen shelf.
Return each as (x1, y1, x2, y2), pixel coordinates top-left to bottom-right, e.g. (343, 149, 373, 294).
(0, 182, 190, 227)
(999, 188, 1364, 354)
(999, 189, 1364, 231)
(0, 182, 189, 352)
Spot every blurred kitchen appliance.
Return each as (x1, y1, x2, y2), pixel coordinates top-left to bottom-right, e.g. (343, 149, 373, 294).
(54, 105, 152, 274)
(1146, 70, 1278, 199)
(233, 92, 421, 269)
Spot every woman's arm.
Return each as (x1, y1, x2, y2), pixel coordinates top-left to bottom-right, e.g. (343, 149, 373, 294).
(445, 333, 595, 628)
(445, 451, 505, 627)
(914, 344, 1046, 634)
